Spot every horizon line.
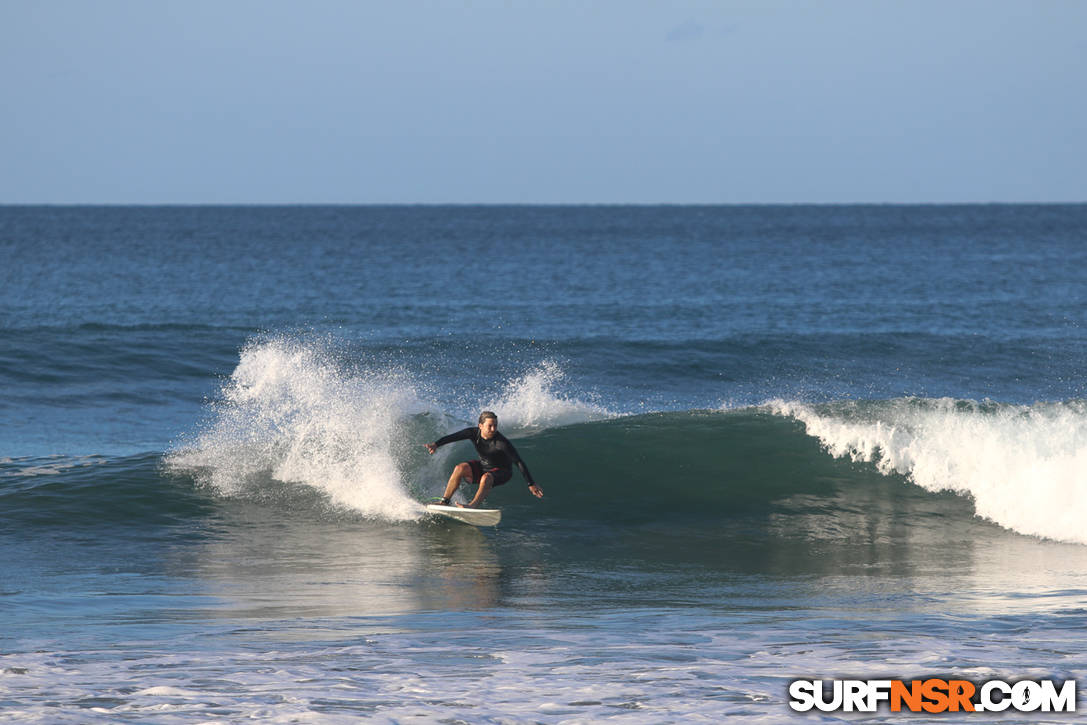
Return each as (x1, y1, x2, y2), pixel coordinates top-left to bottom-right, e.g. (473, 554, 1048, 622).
(3, 200, 1086, 208)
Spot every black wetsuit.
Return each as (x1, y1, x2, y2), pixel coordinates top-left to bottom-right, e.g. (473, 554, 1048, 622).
(433, 427, 536, 488)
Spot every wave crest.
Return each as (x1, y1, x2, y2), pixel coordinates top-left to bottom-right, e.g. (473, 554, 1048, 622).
(768, 397, 1087, 545)
(166, 336, 429, 520)
(487, 360, 614, 432)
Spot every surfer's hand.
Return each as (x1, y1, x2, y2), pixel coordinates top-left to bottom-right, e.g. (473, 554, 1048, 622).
(528, 484, 543, 499)
(424, 443, 436, 454)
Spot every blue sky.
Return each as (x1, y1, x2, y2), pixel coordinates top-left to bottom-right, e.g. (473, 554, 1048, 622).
(3, 1, 1085, 203)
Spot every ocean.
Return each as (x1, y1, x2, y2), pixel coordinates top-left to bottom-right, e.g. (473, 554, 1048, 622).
(2, 204, 1086, 722)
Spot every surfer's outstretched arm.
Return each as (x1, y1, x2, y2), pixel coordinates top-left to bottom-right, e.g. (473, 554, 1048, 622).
(425, 427, 475, 454)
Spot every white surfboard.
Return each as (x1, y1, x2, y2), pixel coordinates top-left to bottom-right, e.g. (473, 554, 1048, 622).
(425, 503, 501, 527)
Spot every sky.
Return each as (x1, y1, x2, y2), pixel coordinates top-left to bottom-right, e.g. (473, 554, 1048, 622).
(2, 0, 1085, 204)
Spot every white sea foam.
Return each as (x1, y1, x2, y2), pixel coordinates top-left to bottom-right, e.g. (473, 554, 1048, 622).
(767, 397, 1087, 545)
(165, 343, 611, 519)
(167, 337, 430, 521)
(9, 599, 1084, 724)
(486, 360, 614, 432)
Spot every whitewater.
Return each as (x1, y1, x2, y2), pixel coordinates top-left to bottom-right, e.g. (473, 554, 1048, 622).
(769, 398, 1087, 545)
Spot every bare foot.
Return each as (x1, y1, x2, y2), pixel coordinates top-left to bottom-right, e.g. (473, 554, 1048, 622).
(455, 501, 478, 509)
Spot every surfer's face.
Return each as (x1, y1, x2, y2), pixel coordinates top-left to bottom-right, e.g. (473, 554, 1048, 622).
(478, 418, 497, 439)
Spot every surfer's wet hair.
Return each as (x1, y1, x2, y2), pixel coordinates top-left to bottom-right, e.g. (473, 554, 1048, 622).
(479, 411, 497, 425)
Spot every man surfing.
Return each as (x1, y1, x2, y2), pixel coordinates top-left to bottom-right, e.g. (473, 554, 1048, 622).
(424, 411, 544, 508)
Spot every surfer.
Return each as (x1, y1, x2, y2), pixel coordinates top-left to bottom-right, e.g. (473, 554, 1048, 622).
(424, 411, 544, 508)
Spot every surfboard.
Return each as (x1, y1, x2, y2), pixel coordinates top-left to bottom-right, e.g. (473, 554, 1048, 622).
(425, 503, 501, 527)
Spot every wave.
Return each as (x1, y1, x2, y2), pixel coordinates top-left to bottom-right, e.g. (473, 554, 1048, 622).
(0, 408, 973, 546)
(767, 397, 1087, 545)
(164, 337, 1085, 545)
(0, 452, 210, 527)
(11, 334, 1086, 547)
(1, 411, 895, 532)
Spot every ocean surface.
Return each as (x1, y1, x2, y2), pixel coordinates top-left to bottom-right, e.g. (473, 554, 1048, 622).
(2, 204, 1086, 722)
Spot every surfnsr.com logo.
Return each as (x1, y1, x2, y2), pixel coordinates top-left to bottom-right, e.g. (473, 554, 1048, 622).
(789, 678, 1077, 713)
